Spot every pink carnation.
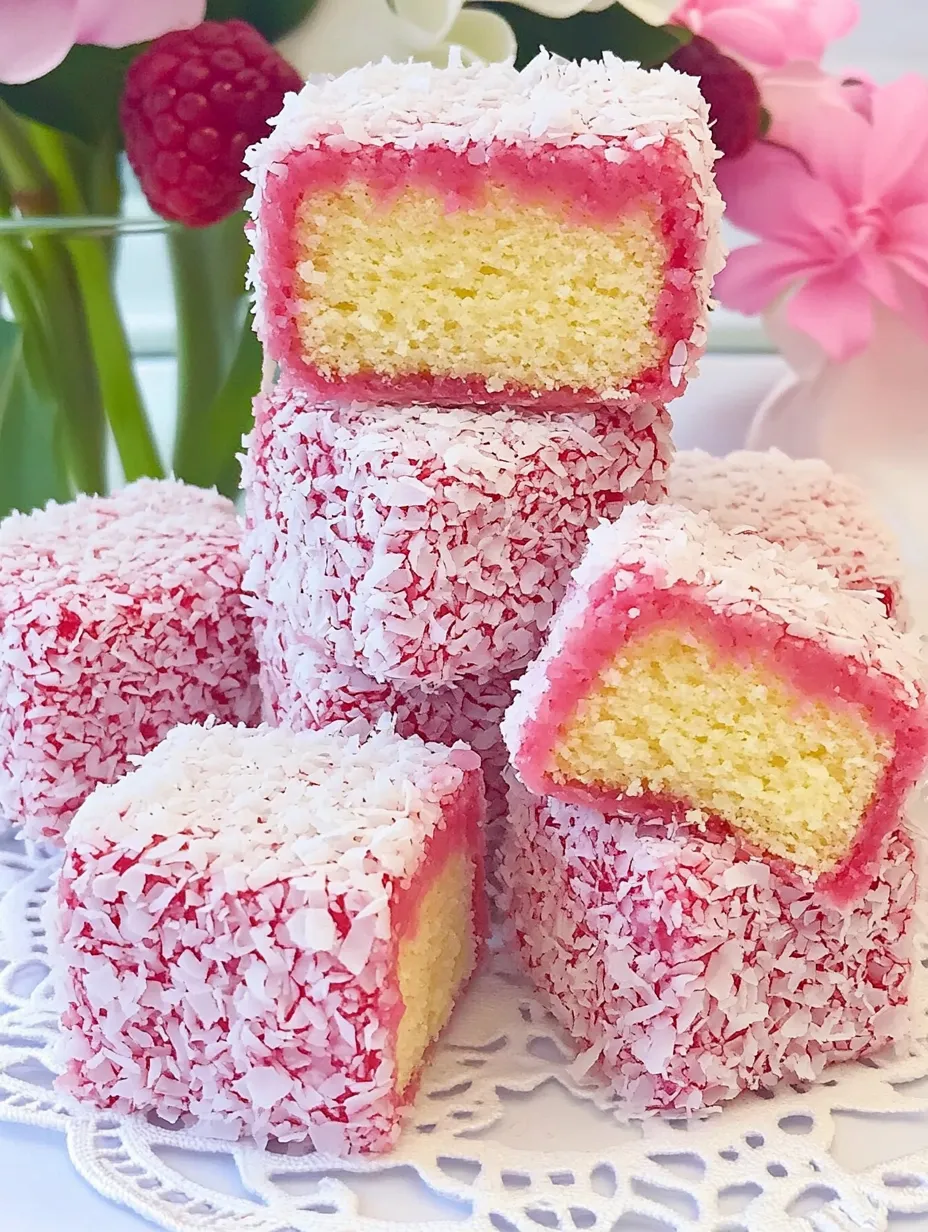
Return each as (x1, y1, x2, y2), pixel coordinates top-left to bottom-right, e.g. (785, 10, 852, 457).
(672, 0, 859, 69)
(0, 0, 206, 85)
(715, 76, 928, 362)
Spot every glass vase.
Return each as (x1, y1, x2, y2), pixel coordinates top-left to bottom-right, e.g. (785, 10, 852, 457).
(0, 212, 257, 520)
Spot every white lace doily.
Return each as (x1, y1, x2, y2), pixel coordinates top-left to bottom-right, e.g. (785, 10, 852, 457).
(4, 830, 928, 1232)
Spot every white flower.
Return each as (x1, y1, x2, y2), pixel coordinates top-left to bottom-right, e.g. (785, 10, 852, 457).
(279, 0, 514, 76)
(279, 0, 680, 77)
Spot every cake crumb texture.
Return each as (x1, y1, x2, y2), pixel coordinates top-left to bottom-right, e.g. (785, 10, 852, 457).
(294, 182, 666, 393)
(553, 624, 892, 874)
(395, 850, 476, 1092)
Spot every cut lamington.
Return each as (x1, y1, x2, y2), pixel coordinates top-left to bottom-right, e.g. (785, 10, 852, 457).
(246, 51, 723, 408)
(55, 720, 485, 1154)
(503, 505, 928, 902)
(670, 447, 908, 624)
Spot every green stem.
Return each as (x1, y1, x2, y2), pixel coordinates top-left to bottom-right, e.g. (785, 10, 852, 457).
(169, 214, 250, 481)
(178, 317, 262, 497)
(29, 123, 163, 482)
(169, 225, 233, 473)
(0, 104, 106, 493)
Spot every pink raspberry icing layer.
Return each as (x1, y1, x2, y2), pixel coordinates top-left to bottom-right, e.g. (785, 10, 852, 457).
(498, 788, 916, 1116)
(504, 506, 928, 904)
(252, 139, 705, 408)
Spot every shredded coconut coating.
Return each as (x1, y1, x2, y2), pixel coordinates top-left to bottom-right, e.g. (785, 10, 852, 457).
(505, 504, 926, 763)
(669, 448, 908, 623)
(242, 388, 670, 690)
(0, 479, 260, 842)
(256, 634, 514, 828)
(55, 719, 483, 1153)
(497, 785, 916, 1115)
(248, 50, 716, 165)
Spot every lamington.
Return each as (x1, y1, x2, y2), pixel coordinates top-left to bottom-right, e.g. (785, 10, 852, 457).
(254, 633, 515, 828)
(0, 480, 259, 843)
(242, 387, 670, 690)
(670, 448, 908, 623)
(498, 785, 916, 1115)
(504, 505, 928, 902)
(55, 720, 485, 1154)
(246, 51, 723, 409)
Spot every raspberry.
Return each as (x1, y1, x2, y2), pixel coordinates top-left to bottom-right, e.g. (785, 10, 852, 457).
(669, 36, 762, 160)
(121, 20, 302, 228)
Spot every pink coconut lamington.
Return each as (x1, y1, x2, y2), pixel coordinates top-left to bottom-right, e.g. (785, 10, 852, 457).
(503, 505, 928, 902)
(245, 51, 723, 409)
(498, 785, 916, 1115)
(0, 480, 260, 843)
(670, 448, 909, 625)
(242, 387, 670, 692)
(255, 635, 515, 828)
(55, 719, 485, 1154)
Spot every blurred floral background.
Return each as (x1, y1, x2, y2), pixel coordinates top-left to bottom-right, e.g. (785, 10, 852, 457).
(1, 0, 923, 521)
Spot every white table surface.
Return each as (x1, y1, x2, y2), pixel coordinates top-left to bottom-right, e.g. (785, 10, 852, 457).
(4, 350, 927, 1231)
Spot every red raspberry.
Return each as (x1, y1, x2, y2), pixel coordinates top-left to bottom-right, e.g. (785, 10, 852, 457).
(669, 37, 762, 160)
(121, 20, 302, 228)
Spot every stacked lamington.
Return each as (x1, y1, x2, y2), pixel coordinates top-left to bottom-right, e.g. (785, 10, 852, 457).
(2, 50, 924, 1156)
(241, 50, 724, 825)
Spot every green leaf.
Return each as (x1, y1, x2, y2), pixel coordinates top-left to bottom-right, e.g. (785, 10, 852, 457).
(0, 44, 142, 147)
(486, 5, 690, 68)
(206, 0, 320, 42)
(174, 316, 262, 498)
(0, 319, 71, 518)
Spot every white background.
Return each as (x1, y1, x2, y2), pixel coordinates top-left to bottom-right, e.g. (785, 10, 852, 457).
(3, 1, 928, 1228)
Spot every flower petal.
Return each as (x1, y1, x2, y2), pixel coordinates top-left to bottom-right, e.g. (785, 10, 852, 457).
(812, 0, 860, 42)
(0, 0, 79, 84)
(864, 75, 928, 209)
(715, 143, 845, 251)
(713, 242, 815, 315)
(856, 255, 902, 313)
(698, 10, 787, 68)
(888, 203, 928, 286)
(447, 8, 516, 62)
(761, 63, 868, 193)
(75, 0, 206, 46)
(392, 0, 463, 46)
(787, 270, 874, 361)
(785, 96, 868, 207)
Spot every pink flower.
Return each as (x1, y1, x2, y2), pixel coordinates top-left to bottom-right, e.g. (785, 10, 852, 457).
(761, 62, 874, 151)
(715, 77, 928, 362)
(0, 0, 207, 85)
(672, 0, 859, 69)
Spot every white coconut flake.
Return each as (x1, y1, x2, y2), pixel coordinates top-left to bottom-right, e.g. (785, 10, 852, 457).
(669, 448, 910, 627)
